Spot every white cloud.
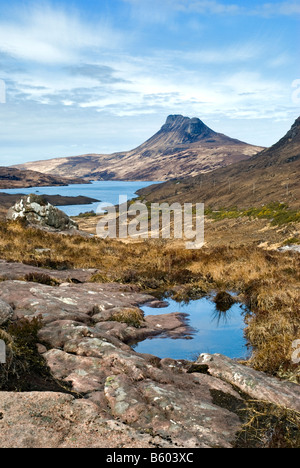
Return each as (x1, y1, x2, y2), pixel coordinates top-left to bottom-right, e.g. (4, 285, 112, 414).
(0, 0, 297, 162)
(170, 44, 263, 65)
(267, 54, 292, 68)
(0, 4, 122, 64)
(123, 0, 300, 17)
(4, 44, 290, 122)
(176, 0, 243, 15)
(253, 2, 300, 16)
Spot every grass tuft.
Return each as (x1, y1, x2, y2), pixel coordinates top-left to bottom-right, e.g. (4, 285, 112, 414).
(234, 400, 300, 448)
(110, 308, 145, 328)
(24, 272, 59, 286)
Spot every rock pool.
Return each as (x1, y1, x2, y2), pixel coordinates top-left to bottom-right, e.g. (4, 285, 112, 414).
(133, 296, 249, 360)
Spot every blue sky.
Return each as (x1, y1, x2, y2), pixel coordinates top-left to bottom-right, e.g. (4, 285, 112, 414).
(0, 0, 299, 165)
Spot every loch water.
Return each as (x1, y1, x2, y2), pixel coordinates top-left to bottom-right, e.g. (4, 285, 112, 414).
(0, 180, 155, 216)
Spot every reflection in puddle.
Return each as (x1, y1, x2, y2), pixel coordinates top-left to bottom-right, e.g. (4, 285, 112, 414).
(133, 297, 250, 361)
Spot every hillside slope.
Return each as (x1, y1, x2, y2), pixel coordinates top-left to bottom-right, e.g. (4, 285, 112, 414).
(0, 166, 86, 189)
(138, 116, 300, 210)
(15, 115, 263, 181)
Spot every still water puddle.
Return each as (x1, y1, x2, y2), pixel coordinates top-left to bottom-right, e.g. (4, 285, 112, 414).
(133, 297, 249, 360)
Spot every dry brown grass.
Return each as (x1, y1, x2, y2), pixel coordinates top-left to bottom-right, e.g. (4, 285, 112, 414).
(234, 400, 300, 448)
(110, 308, 145, 328)
(0, 219, 299, 378)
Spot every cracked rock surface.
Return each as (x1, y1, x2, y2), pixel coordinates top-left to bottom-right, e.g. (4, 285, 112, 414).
(0, 276, 299, 448)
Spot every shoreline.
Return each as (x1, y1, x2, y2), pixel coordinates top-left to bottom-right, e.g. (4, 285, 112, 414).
(0, 193, 100, 219)
(0, 193, 100, 206)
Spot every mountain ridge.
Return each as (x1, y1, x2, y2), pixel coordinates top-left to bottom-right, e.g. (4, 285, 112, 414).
(14, 115, 264, 181)
(137, 116, 300, 210)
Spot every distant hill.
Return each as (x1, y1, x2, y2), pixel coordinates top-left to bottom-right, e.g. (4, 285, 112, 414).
(0, 166, 86, 189)
(15, 115, 263, 181)
(138, 116, 300, 210)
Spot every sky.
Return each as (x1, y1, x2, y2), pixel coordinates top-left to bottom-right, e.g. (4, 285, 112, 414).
(0, 0, 299, 165)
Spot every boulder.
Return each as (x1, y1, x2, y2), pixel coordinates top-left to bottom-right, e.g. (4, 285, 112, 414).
(6, 194, 78, 231)
(197, 353, 300, 413)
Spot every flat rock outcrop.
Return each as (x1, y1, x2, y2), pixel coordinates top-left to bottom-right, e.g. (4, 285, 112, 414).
(6, 194, 78, 231)
(0, 260, 98, 283)
(198, 353, 300, 413)
(0, 392, 179, 448)
(0, 279, 299, 448)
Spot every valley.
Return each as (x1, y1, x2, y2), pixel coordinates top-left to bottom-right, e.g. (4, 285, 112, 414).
(0, 115, 299, 449)
(1, 0, 299, 450)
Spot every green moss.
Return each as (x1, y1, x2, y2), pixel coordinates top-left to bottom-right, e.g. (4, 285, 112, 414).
(210, 389, 246, 416)
(27, 194, 48, 207)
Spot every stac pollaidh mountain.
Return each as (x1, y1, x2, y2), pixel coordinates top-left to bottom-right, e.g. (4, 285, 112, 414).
(15, 115, 263, 181)
(138, 116, 300, 210)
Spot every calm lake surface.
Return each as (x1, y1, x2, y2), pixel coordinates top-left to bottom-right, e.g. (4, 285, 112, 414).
(133, 297, 249, 360)
(0, 180, 155, 216)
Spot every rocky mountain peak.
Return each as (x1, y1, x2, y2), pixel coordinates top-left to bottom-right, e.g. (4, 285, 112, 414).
(14, 115, 264, 182)
(164, 114, 187, 126)
(161, 114, 216, 142)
